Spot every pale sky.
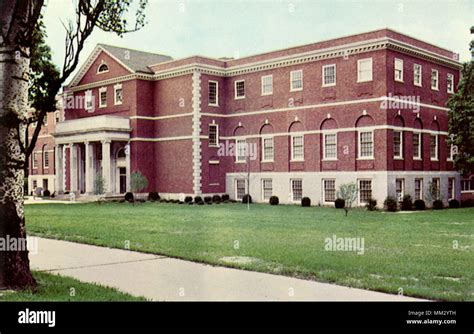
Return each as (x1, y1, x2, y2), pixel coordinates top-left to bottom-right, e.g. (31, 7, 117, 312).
(43, 0, 473, 78)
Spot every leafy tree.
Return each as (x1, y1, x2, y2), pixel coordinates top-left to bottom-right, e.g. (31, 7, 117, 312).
(130, 171, 148, 195)
(447, 29, 474, 176)
(0, 0, 148, 289)
(426, 181, 441, 204)
(336, 183, 359, 216)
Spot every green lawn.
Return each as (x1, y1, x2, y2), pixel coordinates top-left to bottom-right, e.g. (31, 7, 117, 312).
(0, 271, 145, 301)
(25, 202, 474, 301)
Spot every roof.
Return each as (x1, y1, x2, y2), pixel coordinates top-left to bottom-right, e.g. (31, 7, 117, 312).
(97, 44, 172, 73)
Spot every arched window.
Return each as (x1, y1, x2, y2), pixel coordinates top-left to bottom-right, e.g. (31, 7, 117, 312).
(260, 124, 274, 162)
(98, 63, 109, 73)
(289, 121, 304, 161)
(233, 126, 247, 162)
(321, 118, 338, 160)
(356, 115, 375, 159)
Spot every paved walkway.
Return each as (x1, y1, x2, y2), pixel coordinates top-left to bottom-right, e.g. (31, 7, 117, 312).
(30, 237, 423, 301)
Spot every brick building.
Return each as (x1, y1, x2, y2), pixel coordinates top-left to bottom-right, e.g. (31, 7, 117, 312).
(46, 28, 465, 206)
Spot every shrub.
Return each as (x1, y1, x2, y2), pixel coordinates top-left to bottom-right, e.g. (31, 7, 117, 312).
(301, 197, 311, 207)
(414, 199, 426, 211)
(335, 198, 345, 209)
(448, 199, 460, 209)
(384, 196, 398, 212)
(461, 198, 474, 208)
(197, 201, 205, 205)
(148, 192, 160, 201)
(365, 198, 377, 211)
(221, 194, 230, 202)
(242, 194, 252, 204)
(204, 196, 212, 203)
(400, 195, 413, 211)
(212, 195, 221, 203)
(432, 199, 444, 210)
(124, 192, 134, 202)
(269, 196, 279, 205)
(43, 190, 51, 197)
(184, 196, 193, 203)
(194, 196, 203, 204)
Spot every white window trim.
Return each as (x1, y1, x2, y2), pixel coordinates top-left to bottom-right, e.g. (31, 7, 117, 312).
(208, 80, 219, 106)
(431, 69, 439, 91)
(413, 64, 422, 87)
(208, 124, 219, 147)
(395, 178, 405, 202)
(447, 73, 454, 94)
(357, 130, 374, 160)
(414, 178, 423, 200)
(290, 134, 304, 162)
(261, 178, 273, 201)
(322, 64, 337, 87)
(97, 63, 109, 74)
(357, 58, 373, 83)
(114, 84, 123, 105)
(234, 80, 245, 99)
(99, 87, 107, 108)
(394, 58, 404, 82)
(85, 90, 93, 110)
(290, 70, 303, 92)
(32, 152, 38, 169)
(43, 151, 49, 169)
(413, 132, 422, 160)
(261, 136, 274, 162)
(261, 75, 273, 96)
(235, 139, 247, 163)
(322, 179, 336, 204)
(235, 179, 247, 200)
(290, 179, 303, 202)
(357, 179, 372, 205)
(393, 130, 403, 160)
(430, 134, 439, 161)
(322, 132, 338, 161)
(448, 178, 455, 200)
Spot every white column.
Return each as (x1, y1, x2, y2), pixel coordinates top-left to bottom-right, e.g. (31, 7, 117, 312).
(70, 144, 78, 192)
(54, 144, 63, 193)
(101, 140, 112, 194)
(85, 141, 94, 194)
(125, 143, 131, 192)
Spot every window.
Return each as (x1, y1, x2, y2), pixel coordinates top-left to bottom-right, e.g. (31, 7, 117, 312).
(290, 70, 303, 91)
(413, 64, 422, 86)
(414, 178, 423, 200)
(394, 58, 403, 82)
(448, 178, 455, 200)
(359, 180, 372, 204)
(114, 84, 123, 105)
(32, 152, 39, 169)
(261, 75, 273, 95)
(208, 81, 218, 106)
(43, 151, 49, 169)
(97, 63, 109, 73)
(393, 131, 403, 159)
(235, 179, 246, 200)
(358, 131, 373, 159)
(262, 136, 274, 162)
(291, 179, 303, 202)
(432, 178, 440, 199)
(323, 179, 336, 203)
(447, 73, 454, 93)
(431, 69, 439, 90)
(235, 80, 245, 99)
(99, 87, 107, 108)
(430, 135, 438, 160)
(323, 133, 337, 160)
(32, 180, 37, 189)
(85, 90, 93, 110)
(236, 139, 247, 162)
(461, 179, 474, 192)
(262, 179, 273, 201)
(209, 124, 219, 147)
(322, 64, 336, 86)
(395, 179, 404, 202)
(357, 58, 373, 82)
(413, 132, 422, 159)
(448, 144, 456, 161)
(291, 135, 304, 161)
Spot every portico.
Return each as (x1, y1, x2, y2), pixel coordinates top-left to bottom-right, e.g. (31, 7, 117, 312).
(52, 115, 132, 195)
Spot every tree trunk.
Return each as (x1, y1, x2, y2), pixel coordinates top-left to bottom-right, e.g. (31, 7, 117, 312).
(0, 45, 36, 289)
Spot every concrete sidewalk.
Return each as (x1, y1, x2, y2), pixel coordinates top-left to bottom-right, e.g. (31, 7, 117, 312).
(30, 237, 423, 301)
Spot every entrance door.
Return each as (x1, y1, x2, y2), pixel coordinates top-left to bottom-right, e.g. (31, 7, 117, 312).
(119, 167, 126, 194)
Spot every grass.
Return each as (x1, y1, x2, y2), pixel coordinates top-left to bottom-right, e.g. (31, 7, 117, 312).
(0, 271, 145, 301)
(25, 202, 474, 301)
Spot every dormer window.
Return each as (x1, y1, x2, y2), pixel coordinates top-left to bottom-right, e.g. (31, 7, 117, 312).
(97, 63, 109, 74)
